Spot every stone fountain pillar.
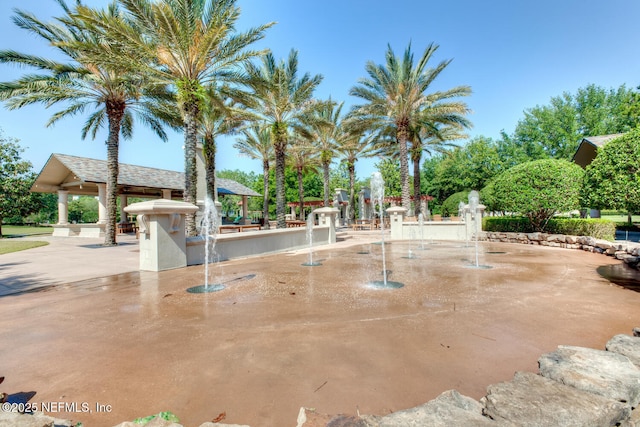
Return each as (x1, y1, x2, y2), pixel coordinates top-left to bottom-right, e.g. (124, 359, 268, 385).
(464, 203, 486, 238)
(125, 199, 199, 271)
(387, 206, 407, 240)
(314, 207, 340, 243)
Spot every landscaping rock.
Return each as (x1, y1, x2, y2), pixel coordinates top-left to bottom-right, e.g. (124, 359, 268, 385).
(607, 334, 640, 368)
(378, 390, 505, 426)
(538, 345, 640, 407)
(634, 328, 640, 337)
(481, 371, 630, 426)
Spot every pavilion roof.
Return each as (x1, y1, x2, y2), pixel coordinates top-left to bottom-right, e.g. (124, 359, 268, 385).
(31, 153, 260, 198)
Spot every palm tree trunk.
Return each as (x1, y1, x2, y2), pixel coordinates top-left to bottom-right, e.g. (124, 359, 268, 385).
(297, 165, 305, 220)
(262, 159, 270, 229)
(203, 135, 216, 201)
(413, 150, 422, 216)
(323, 160, 330, 207)
(273, 123, 287, 229)
(104, 101, 125, 246)
(183, 102, 200, 236)
(348, 160, 356, 223)
(397, 122, 411, 212)
(274, 145, 286, 228)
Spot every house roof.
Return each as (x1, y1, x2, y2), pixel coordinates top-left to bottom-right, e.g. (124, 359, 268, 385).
(31, 153, 260, 198)
(572, 133, 624, 168)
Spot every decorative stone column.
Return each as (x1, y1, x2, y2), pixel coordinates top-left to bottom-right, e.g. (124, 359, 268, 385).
(57, 189, 69, 225)
(387, 206, 407, 240)
(124, 199, 199, 271)
(241, 195, 250, 224)
(464, 204, 486, 238)
(314, 207, 340, 243)
(96, 183, 107, 224)
(119, 194, 129, 223)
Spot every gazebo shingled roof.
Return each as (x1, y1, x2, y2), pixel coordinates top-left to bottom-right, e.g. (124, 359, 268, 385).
(31, 153, 260, 198)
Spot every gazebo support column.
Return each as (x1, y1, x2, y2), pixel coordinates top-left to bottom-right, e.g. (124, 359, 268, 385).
(162, 189, 172, 200)
(57, 189, 69, 225)
(97, 183, 107, 224)
(241, 195, 250, 225)
(119, 195, 129, 224)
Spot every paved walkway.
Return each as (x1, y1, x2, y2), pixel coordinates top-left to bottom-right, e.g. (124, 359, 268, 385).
(0, 234, 140, 296)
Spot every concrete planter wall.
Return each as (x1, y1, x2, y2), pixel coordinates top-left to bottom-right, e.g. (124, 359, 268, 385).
(186, 226, 331, 265)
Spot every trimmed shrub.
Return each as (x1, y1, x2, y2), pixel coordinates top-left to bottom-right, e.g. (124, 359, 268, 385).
(484, 217, 615, 240)
(489, 159, 584, 231)
(441, 191, 469, 216)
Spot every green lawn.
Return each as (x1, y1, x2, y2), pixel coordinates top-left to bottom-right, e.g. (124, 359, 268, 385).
(0, 239, 49, 255)
(1, 225, 54, 238)
(600, 215, 640, 224)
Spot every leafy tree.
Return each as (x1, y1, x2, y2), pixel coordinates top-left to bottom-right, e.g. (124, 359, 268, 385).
(582, 129, 640, 224)
(375, 158, 402, 197)
(430, 136, 505, 200)
(350, 42, 471, 211)
(76, 0, 273, 236)
(0, 136, 40, 237)
(512, 84, 640, 160)
(69, 196, 99, 223)
(441, 191, 468, 217)
(243, 50, 323, 228)
(0, 0, 175, 245)
(488, 159, 584, 231)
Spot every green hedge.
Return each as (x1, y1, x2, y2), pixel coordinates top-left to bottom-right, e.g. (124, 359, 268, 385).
(483, 217, 616, 240)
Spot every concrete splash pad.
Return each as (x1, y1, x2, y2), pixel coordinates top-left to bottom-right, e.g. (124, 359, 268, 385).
(1, 241, 639, 426)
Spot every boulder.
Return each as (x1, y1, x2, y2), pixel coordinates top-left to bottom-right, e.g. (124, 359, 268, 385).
(481, 371, 630, 426)
(538, 345, 640, 407)
(607, 334, 640, 368)
(379, 390, 504, 427)
(199, 424, 251, 427)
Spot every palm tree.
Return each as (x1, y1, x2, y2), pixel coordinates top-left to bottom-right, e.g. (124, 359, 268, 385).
(234, 124, 273, 228)
(410, 123, 468, 215)
(74, 0, 273, 236)
(336, 132, 375, 223)
(0, 0, 175, 246)
(199, 84, 253, 201)
(307, 100, 344, 207)
(288, 134, 320, 220)
(350, 42, 472, 212)
(243, 50, 323, 228)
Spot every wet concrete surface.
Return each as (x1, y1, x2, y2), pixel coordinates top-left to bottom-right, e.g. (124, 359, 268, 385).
(1, 240, 639, 426)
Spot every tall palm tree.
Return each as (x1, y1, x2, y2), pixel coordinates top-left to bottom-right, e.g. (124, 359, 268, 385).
(0, 0, 175, 246)
(74, 0, 273, 236)
(307, 100, 343, 207)
(288, 134, 320, 220)
(336, 132, 375, 223)
(234, 124, 273, 228)
(199, 84, 253, 201)
(243, 49, 323, 228)
(350, 42, 472, 212)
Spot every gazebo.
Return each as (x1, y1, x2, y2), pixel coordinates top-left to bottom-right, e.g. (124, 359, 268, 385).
(31, 153, 260, 237)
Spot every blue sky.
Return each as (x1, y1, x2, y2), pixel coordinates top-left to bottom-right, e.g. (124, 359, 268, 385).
(0, 0, 639, 181)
